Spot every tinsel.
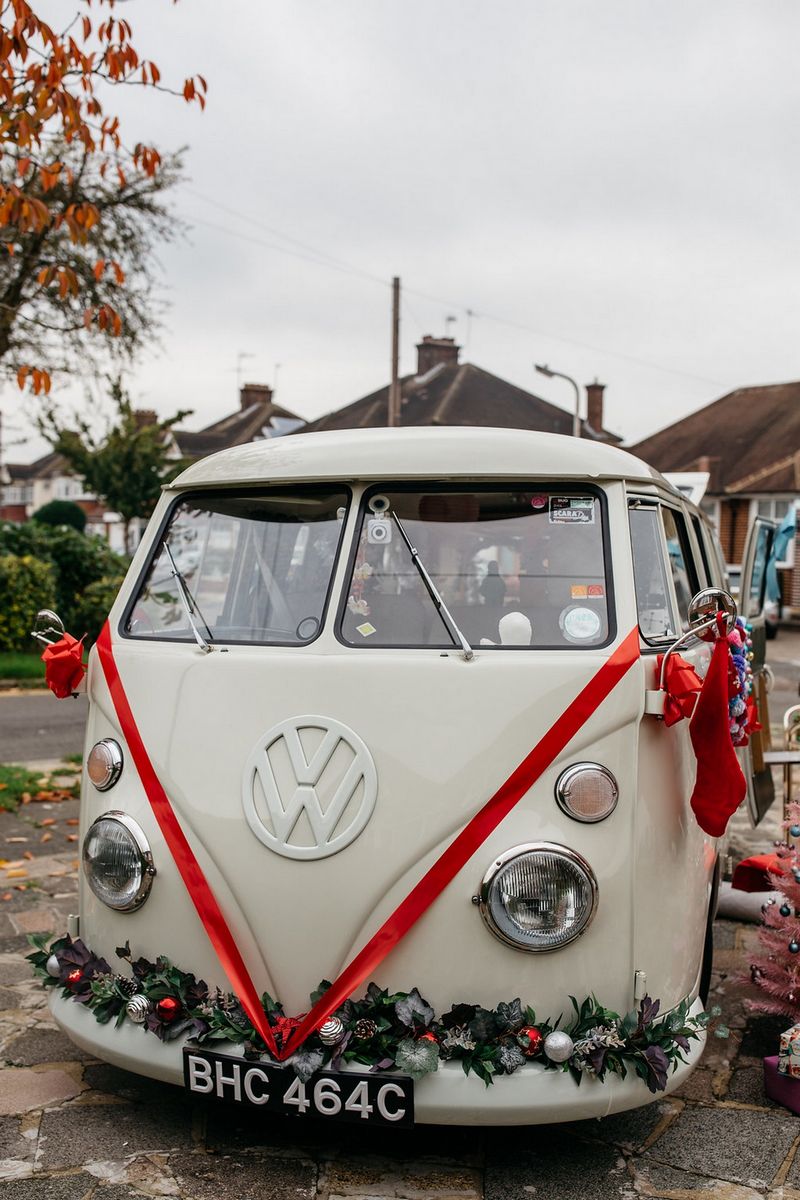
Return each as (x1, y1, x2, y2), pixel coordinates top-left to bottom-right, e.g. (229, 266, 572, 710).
(28, 934, 714, 1092)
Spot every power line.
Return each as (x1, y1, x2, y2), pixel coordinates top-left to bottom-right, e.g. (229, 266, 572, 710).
(180, 189, 726, 389)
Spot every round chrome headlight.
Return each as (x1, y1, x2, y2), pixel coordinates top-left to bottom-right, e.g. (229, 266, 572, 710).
(478, 843, 598, 952)
(87, 739, 124, 791)
(82, 813, 155, 911)
(555, 763, 618, 823)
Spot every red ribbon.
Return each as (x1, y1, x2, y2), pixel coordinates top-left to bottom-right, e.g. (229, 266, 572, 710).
(655, 652, 702, 727)
(41, 633, 87, 699)
(97, 622, 639, 1062)
(95, 623, 279, 1056)
(281, 626, 641, 1058)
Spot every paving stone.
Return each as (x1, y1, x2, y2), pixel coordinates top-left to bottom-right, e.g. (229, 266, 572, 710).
(0, 988, 19, 1011)
(485, 1128, 630, 1200)
(645, 1106, 798, 1188)
(37, 1101, 195, 1169)
(203, 1097, 481, 1163)
(169, 1150, 316, 1199)
(82, 1061, 174, 1103)
(634, 1159, 764, 1198)
(0, 963, 30, 987)
(8, 908, 58, 936)
(0, 1172, 95, 1199)
(0, 936, 31, 955)
(0, 1066, 84, 1115)
(321, 1157, 482, 1198)
(727, 1065, 781, 1107)
(578, 1099, 678, 1152)
(782, 1138, 800, 1187)
(4, 1027, 93, 1066)
(672, 1067, 717, 1103)
(0, 1115, 33, 1162)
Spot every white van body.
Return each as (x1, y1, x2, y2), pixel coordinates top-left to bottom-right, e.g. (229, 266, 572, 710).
(49, 427, 768, 1125)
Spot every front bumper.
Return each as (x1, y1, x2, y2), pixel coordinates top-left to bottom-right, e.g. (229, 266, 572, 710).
(49, 991, 706, 1126)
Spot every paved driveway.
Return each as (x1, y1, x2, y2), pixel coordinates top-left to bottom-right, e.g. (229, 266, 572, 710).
(1, 798, 799, 1197)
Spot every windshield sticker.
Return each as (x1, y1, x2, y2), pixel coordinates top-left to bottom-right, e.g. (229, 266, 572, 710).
(549, 497, 595, 525)
(530, 494, 548, 510)
(570, 584, 588, 599)
(356, 621, 377, 638)
(560, 606, 602, 642)
(587, 584, 605, 598)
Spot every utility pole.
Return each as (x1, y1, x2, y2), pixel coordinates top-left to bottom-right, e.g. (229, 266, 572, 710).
(388, 276, 400, 427)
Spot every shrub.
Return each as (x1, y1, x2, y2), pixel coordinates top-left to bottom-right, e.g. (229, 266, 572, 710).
(0, 555, 57, 652)
(71, 574, 127, 644)
(32, 500, 87, 533)
(0, 521, 127, 639)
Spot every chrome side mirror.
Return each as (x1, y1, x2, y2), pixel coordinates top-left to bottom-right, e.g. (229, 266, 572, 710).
(687, 587, 737, 640)
(658, 588, 736, 692)
(30, 609, 65, 647)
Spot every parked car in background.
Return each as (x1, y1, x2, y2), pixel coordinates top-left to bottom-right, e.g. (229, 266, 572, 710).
(727, 565, 780, 639)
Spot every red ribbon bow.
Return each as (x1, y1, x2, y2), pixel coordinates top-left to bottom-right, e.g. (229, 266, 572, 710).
(655, 652, 702, 726)
(41, 633, 87, 699)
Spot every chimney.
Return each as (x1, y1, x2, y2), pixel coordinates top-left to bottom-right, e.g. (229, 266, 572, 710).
(585, 379, 605, 433)
(239, 382, 273, 411)
(133, 409, 158, 430)
(416, 335, 460, 376)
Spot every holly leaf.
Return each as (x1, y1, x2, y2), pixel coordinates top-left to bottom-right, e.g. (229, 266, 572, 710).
(395, 1036, 440, 1080)
(496, 999, 524, 1032)
(291, 1048, 324, 1083)
(395, 988, 434, 1030)
(498, 1043, 526, 1074)
(310, 980, 332, 1006)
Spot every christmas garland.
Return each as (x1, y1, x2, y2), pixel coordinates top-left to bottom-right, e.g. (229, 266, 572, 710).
(28, 935, 721, 1092)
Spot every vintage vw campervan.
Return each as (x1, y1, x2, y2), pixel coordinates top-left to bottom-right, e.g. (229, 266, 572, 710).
(32, 427, 775, 1126)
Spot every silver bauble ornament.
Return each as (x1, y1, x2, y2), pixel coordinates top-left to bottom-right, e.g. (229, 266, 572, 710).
(45, 953, 61, 978)
(125, 994, 150, 1024)
(318, 1016, 345, 1046)
(543, 1031, 574, 1063)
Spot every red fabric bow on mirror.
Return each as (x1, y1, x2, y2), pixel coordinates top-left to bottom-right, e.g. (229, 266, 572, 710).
(655, 653, 703, 727)
(41, 633, 87, 699)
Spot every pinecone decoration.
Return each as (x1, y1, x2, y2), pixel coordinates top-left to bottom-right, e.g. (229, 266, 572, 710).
(115, 976, 139, 998)
(354, 1018, 378, 1041)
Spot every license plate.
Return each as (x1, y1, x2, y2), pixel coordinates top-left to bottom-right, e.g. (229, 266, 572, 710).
(183, 1047, 414, 1128)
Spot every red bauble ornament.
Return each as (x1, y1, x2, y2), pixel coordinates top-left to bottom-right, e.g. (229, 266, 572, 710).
(518, 1026, 543, 1056)
(66, 968, 83, 986)
(418, 1031, 438, 1043)
(155, 996, 181, 1023)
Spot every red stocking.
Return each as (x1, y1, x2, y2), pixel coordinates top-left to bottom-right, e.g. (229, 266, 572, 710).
(689, 631, 746, 837)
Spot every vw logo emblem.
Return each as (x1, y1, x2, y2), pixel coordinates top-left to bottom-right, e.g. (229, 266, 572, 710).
(242, 716, 378, 860)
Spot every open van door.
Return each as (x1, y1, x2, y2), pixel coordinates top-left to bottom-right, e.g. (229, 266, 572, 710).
(738, 515, 777, 824)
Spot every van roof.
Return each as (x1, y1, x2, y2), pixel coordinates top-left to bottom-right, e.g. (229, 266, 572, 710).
(169, 426, 665, 490)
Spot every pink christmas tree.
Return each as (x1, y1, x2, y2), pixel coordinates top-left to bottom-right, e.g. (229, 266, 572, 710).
(750, 798, 800, 1021)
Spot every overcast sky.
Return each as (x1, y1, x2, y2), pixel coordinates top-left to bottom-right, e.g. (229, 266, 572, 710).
(7, 0, 800, 460)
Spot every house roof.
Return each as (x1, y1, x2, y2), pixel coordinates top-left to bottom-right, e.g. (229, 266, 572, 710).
(4, 452, 66, 482)
(173, 397, 303, 459)
(628, 381, 800, 495)
(302, 362, 621, 442)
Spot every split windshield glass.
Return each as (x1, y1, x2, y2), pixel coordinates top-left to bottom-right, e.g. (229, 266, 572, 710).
(124, 488, 349, 645)
(341, 486, 611, 649)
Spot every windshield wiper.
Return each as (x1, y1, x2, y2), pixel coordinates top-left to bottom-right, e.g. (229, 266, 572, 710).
(163, 541, 214, 654)
(389, 511, 474, 662)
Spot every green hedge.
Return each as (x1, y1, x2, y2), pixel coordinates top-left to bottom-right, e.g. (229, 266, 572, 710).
(0, 521, 127, 640)
(0, 555, 57, 652)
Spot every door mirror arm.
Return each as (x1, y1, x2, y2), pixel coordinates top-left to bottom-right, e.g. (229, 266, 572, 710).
(658, 588, 736, 691)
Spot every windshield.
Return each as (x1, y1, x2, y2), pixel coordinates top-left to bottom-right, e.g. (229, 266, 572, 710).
(124, 488, 349, 645)
(341, 486, 611, 649)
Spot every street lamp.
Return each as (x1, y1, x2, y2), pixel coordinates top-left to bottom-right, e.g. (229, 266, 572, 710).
(534, 363, 581, 438)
